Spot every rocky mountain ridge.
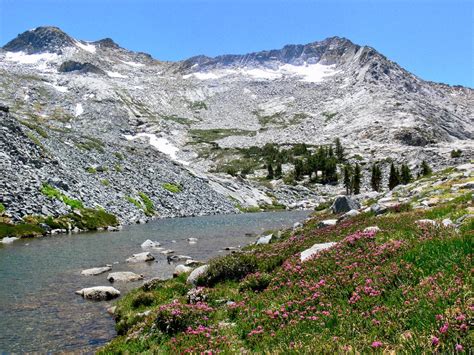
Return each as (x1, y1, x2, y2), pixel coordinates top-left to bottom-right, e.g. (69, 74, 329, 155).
(0, 26, 472, 224)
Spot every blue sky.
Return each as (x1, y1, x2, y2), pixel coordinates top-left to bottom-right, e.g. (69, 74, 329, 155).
(0, 0, 472, 87)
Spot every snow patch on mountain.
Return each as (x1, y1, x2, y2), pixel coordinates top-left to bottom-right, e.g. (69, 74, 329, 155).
(120, 60, 145, 68)
(183, 63, 338, 82)
(106, 71, 127, 78)
(46, 82, 68, 93)
(75, 103, 84, 116)
(124, 133, 188, 165)
(5, 51, 58, 64)
(75, 40, 96, 53)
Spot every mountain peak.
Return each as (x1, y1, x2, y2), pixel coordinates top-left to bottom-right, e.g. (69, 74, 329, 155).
(2, 26, 75, 54)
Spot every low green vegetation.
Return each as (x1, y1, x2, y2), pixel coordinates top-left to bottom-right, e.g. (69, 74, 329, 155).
(160, 115, 193, 126)
(138, 192, 155, 216)
(25, 131, 47, 152)
(75, 136, 105, 153)
(100, 179, 110, 187)
(127, 193, 156, 216)
(19, 119, 49, 138)
(322, 111, 338, 122)
(162, 183, 182, 193)
(0, 222, 45, 238)
(189, 128, 256, 143)
(0, 203, 5, 214)
(101, 190, 473, 353)
(189, 101, 208, 110)
(40, 183, 84, 209)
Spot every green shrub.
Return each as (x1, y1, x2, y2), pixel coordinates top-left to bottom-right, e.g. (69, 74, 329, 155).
(114, 152, 124, 160)
(127, 196, 142, 209)
(197, 253, 257, 287)
(239, 272, 272, 292)
(450, 149, 462, 158)
(0, 222, 45, 238)
(138, 192, 155, 216)
(86, 167, 97, 174)
(40, 183, 84, 209)
(67, 208, 118, 230)
(131, 292, 155, 309)
(100, 179, 110, 187)
(162, 183, 181, 193)
(0, 203, 5, 214)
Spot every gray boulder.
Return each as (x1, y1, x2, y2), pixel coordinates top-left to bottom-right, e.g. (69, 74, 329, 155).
(331, 196, 360, 214)
(81, 265, 112, 276)
(318, 219, 338, 228)
(186, 264, 209, 285)
(107, 271, 144, 282)
(370, 203, 388, 215)
(75, 286, 120, 300)
(126, 252, 155, 263)
(256, 234, 273, 245)
(301, 242, 337, 262)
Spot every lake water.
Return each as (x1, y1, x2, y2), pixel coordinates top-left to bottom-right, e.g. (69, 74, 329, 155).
(0, 210, 310, 352)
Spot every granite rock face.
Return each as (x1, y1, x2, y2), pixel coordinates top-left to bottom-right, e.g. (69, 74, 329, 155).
(0, 27, 472, 223)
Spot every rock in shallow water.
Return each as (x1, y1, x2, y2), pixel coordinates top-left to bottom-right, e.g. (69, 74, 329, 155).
(75, 286, 121, 300)
(1, 237, 19, 244)
(126, 252, 155, 263)
(107, 271, 144, 282)
(81, 265, 112, 276)
(141, 239, 160, 248)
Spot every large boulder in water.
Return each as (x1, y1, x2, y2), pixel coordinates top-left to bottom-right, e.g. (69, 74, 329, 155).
(107, 271, 143, 282)
(331, 196, 360, 214)
(75, 286, 120, 300)
(81, 265, 112, 276)
(126, 252, 155, 263)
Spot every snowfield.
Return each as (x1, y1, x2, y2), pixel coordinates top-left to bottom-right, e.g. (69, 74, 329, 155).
(183, 62, 338, 82)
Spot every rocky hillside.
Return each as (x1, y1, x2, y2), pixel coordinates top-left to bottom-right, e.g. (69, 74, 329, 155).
(0, 107, 236, 223)
(102, 164, 473, 353)
(0, 26, 472, 223)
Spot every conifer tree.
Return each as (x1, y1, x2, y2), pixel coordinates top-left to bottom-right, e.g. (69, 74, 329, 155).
(266, 163, 274, 180)
(420, 160, 432, 177)
(294, 159, 304, 180)
(343, 164, 353, 195)
(388, 163, 400, 190)
(400, 164, 412, 185)
(334, 138, 345, 162)
(352, 163, 361, 195)
(274, 162, 282, 179)
(370, 163, 382, 192)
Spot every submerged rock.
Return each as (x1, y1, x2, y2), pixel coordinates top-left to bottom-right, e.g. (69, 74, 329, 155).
(126, 252, 155, 263)
(75, 286, 120, 301)
(81, 265, 112, 276)
(107, 271, 144, 282)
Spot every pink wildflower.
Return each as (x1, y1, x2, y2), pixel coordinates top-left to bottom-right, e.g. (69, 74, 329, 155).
(371, 341, 382, 348)
(439, 323, 449, 334)
(431, 336, 439, 346)
(455, 344, 463, 352)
